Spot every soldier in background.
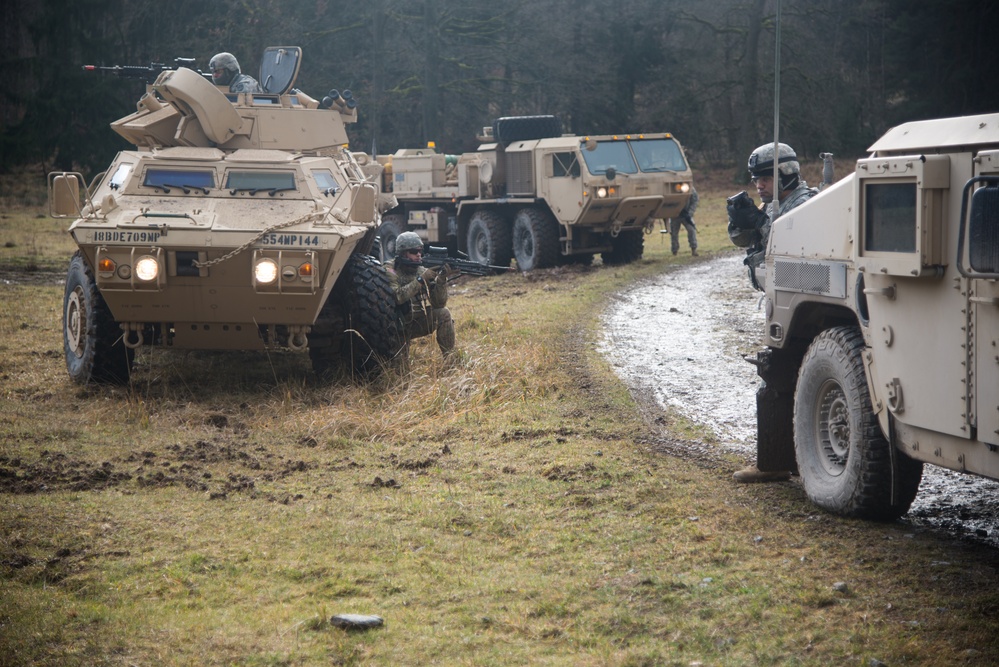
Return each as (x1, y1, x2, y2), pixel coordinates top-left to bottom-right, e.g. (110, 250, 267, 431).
(387, 232, 457, 364)
(208, 52, 262, 93)
(727, 142, 817, 483)
(669, 187, 699, 256)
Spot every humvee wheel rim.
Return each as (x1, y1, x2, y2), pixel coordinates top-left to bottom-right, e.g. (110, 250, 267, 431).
(66, 285, 87, 359)
(816, 379, 849, 475)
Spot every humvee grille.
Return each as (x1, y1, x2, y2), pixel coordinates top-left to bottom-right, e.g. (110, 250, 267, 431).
(773, 259, 847, 298)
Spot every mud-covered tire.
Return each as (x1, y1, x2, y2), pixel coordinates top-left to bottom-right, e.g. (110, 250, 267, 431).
(512, 207, 560, 271)
(63, 251, 133, 385)
(794, 326, 923, 520)
(377, 213, 406, 263)
(309, 253, 404, 379)
(601, 230, 644, 265)
(466, 209, 512, 269)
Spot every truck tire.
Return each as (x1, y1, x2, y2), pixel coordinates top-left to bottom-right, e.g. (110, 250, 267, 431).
(512, 207, 560, 271)
(467, 209, 512, 269)
(601, 230, 644, 265)
(492, 115, 562, 145)
(63, 251, 133, 385)
(310, 253, 403, 379)
(377, 213, 406, 263)
(794, 326, 923, 520)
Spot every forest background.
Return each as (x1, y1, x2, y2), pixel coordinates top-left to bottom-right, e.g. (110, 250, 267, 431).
(2, 0, 998, 180)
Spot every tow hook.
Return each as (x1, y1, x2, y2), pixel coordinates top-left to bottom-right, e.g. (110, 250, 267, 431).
(287, 326, 309, 351)
(121, 323, 144, 349)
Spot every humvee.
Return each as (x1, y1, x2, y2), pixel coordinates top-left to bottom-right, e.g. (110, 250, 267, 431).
(755, 112, 999, 519)
(49, 46, 402, 384)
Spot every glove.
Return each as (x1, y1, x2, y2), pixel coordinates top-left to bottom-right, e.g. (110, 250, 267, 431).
(727, 193, 767, 232)
(418, 268, 439, 285)
(441, 263, 460, 278)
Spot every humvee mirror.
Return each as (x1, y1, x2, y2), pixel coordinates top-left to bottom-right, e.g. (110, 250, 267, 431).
(50, 173, 82, 218)
(348, 183, 377, 223)
(259, 46, 302, 95)
(584, 138, 598, 151)
(968, 183, 999, 275)
(605, 167, 617, 181)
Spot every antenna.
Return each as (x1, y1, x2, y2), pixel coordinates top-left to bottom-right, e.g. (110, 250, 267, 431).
(771, 0, 782, 219)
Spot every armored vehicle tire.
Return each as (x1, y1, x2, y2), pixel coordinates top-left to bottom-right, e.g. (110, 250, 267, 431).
(512, 208, 560, 271)
(63, 251, 134, 385)
(793, 326, 923, 520)
(601, 230, 644, 265)
(467, 209, 512, 269)
(310, 253, 403, 378)
(377, 213, 406, 263)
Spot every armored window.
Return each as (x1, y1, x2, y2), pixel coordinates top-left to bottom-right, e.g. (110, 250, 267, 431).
(864, 182, 916, 252)
(226, 171, 296, 193)
(552, 152, 580, 178)
(632, 139, 688, 173)
(580, 141, 638, 175)
(109, 164, 133, 190)
(311, 169, 340, 195)
(143, 168, 214, 191)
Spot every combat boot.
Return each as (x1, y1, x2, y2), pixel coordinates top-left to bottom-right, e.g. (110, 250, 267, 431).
(733, 465, 790, 483)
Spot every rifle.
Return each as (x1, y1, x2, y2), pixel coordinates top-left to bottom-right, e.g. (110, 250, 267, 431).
(422, 246, 512, 277)
(83, 58, 210, 85)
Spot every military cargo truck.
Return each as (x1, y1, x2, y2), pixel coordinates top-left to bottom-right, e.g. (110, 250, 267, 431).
(367, 116, 693, 270)
(49, 46, 402, 384)
(754, 112, 999, 519)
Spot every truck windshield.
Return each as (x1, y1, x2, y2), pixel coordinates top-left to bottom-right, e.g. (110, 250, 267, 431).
(581, 142, 638, 175)
(143, 168, 214, 192)
(226, 171, 297, 194)
(631, 139, 688, 173)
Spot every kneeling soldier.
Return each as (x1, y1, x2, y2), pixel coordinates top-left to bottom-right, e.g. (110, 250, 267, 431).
(387, 232, 456, 361)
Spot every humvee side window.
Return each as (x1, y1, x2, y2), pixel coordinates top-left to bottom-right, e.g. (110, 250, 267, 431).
(143, 168, 214, 193)
(968, 183, 999, 274)
(581, 142, 638, 175)
(226, 171, 297, 194)
(864, 182, 916, 253)
(552, 152, 580, 178)
(109, 164, 133, 190)
(311, 169, 340, 195)
(631, 139, 688, 173)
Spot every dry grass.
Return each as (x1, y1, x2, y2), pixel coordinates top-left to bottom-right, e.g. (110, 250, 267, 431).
(2, 169, 999, 666)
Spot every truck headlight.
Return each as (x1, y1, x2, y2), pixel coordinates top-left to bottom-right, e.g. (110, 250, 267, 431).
(254, 258, 279, 284)
(134, 255, 159, 282)
(674, 183, 691, 194)
(597, 186, 608, 198)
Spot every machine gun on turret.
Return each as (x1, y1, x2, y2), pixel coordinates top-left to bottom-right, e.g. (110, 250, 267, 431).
(83, 57, 210, 85)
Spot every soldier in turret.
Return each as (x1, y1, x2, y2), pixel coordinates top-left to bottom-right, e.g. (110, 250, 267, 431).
(209, 52, 262, 93)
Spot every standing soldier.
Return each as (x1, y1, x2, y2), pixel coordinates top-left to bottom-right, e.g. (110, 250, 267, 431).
(669, 187, 699, 256)
(387, 232, 457, 364)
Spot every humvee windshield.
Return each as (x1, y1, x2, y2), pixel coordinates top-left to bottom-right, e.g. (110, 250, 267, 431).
(143, 168, 214, 192)
(631, 138, 688, 173)
(226, 171, 297, 193)
(581, 142, 638, 175)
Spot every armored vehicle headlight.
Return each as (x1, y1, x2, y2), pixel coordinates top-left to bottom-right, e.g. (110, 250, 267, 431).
(134, 256, 159, 282)
(254, 258, 279, 284)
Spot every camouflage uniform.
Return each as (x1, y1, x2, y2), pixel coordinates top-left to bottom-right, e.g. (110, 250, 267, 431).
(669, 188, 699, 256)
(387, 258, 455, 358)
(229, 72, 263, 94)
(209, 52, 263, 94)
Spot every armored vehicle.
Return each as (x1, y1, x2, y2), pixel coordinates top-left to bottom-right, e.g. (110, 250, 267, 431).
(367, 116, 693, 270)
(49, 47, 401, 384)
(754, 113, 999, 519)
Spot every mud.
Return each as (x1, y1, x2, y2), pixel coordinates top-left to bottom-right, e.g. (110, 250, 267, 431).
(601, 252, 999, 548)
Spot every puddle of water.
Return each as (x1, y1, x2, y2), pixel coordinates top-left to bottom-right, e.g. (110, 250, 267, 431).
(601, 253, 999, 547)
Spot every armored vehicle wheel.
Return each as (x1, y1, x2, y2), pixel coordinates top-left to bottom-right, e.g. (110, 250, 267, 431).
(467, 209, 512, 269)
(794, 327, 923, 520)
(601, 230, 644, 265)
(512, 207, 560, 271)
(377, 213, 406, 263)
(63, 251, 133, 385)
(310, 253, 403, 379)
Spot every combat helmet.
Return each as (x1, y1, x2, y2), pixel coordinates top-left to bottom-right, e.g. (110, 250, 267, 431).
(748, 142, 800, 191)
(395, 231, 423, 254)
(209, 52, 241, 87)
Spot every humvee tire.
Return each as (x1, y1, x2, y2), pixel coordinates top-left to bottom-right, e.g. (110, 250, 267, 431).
(601, 230, 644, 265)
(512, 207, 560, 271)
(63, 251, 134, 385)
(310, 253, 403, 378)
(466, 209, 512, 269)
(377, 213, 405, 263)
(793, 326, 923, 520)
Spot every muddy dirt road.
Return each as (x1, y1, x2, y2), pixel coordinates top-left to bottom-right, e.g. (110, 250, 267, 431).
(601, 252, 999, 548)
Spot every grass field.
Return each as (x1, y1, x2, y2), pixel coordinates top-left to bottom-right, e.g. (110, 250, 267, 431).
(2, 167, 998, 666)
